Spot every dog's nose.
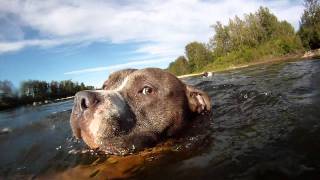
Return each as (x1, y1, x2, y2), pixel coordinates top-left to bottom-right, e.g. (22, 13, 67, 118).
(75, 91, 99, 111)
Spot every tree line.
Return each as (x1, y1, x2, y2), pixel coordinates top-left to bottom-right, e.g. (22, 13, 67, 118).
(168, 0, 320, 76)
(0, 80, 94, 110)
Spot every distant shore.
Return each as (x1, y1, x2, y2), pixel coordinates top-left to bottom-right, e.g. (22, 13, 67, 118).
(0, 96, 74, 111)
(31, 96, 74, 106)
(178, 49, 320, 79)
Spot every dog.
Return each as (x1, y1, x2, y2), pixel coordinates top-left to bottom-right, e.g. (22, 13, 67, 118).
(70, 68, 211, 155)
(202, 71, 213, 78)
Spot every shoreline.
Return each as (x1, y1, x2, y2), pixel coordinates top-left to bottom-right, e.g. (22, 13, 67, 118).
(0, 96, 74, 111)
(31, 96, 74, 106)
(178, 49, 320, 79)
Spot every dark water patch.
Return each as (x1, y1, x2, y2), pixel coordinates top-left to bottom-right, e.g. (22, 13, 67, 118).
(135, 59, 320, 180)
(1, 59, 320, 179)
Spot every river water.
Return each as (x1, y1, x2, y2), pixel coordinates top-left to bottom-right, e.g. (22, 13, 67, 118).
(0, 59, 320, 179)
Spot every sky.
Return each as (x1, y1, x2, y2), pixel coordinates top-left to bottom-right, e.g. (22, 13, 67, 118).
(0, 0, 304, 88)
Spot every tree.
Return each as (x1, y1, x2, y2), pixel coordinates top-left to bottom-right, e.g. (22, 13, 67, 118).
(1, 79, 92, 109)
(19, 80, 48, 101)
(80, 82, 86, 91)
(210, 7, 302, 56)
(50, 81, 60, 98)
(20, 80, 34, 97)
(37, 81, 49, 100)
(59, 80, 76, 97)
(167, 56, 191, 75)
(0, 80, 18, 109)
(185, 42, 213, 71)
(298, 0, 320, 49)
(210, 22, 231, 56)
(0, 80, 15, 97)
(167, 6, 303, 75)
(256, 7, 278, 40)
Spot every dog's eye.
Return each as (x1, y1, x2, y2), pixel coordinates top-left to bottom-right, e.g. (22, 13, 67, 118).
(142, 86, 153, 95)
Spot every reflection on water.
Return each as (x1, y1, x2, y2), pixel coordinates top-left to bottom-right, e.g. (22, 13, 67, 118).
(0, 59, 320, 179)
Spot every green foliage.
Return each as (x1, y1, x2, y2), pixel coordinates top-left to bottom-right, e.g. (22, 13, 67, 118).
(298, 0, 320, 49)
(20, 80, 94, 100)
(210, 7, 301, 54)
(167, 42, 213, 75)
(167, 6, 304, 75)
(20, 80, 49, 100)
(167, 56, 191, 75)
(210, 22, 231, 56)
(185, 42, 213, 71)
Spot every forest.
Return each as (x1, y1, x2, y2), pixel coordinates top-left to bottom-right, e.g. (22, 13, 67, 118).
(168, 0, 320, 75)
(0, 80, 94, 110)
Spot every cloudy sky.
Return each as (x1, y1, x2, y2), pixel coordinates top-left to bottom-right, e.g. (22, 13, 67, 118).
(0, 0, 304, 88)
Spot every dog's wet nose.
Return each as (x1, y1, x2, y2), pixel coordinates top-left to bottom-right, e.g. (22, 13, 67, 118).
(75, 91, 99, 111)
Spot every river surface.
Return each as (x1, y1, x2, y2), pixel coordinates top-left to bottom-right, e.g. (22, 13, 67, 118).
(0, 59, 320, 179)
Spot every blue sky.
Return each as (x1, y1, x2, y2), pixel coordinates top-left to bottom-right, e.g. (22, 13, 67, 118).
(0, 0, 304, 88)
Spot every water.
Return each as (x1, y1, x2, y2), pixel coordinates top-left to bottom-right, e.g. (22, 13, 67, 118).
(0, 59, 320, 179)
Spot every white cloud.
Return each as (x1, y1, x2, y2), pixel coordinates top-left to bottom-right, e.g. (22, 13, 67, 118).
(0, 39, 58, 53)
(0, 37, 94, 53)
(0, 0, 304, 57)
(64, 57, 172, 75)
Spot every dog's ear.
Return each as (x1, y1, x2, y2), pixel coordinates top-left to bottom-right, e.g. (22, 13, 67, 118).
(185, 85, 211, 114)
(103, 69, 137, 90)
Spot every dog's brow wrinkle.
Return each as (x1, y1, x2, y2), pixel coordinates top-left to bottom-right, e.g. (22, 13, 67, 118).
(114, 77, 129, 91)
(114, 91, 125, 102)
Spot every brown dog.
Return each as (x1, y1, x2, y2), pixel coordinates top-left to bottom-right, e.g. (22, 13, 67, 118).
(70, 68, 211, 155)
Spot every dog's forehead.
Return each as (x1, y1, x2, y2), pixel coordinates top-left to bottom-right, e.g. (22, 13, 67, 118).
(129, 68, 185, 88)
(102, 69, 136, 90)
(103, 68, 183, 90)
(134, 68, 170, 79)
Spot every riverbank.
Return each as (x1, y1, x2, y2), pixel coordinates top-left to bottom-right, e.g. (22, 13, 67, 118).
(178, 49, 320, 79)
(31, 96, 74, 106)
(0, 96, 74, 111)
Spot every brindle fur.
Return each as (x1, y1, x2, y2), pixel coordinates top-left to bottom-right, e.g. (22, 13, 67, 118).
(70, 68, 211, 155)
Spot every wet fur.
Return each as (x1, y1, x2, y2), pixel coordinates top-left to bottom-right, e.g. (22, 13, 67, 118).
(70, 68, 211, 155)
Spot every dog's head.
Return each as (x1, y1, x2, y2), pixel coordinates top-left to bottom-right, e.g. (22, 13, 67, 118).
(70, 68, 211, 155)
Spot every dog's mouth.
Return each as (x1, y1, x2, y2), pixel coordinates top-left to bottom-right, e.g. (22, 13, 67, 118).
(72, 126, 100, 149)
(73, 122, 160, 155)
(70, 99, 138, 154)
(72, 124, 136, 155)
